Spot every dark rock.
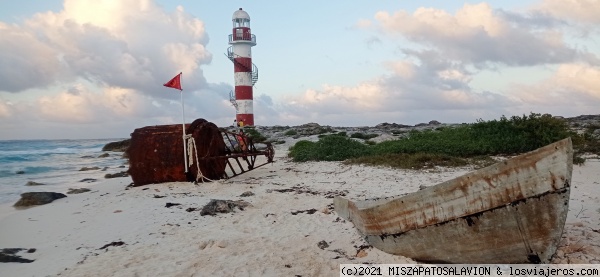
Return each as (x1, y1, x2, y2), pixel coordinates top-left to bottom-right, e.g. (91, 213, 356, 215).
(300, 122, 320, 128)
(79, 178, 97, 183)
(105, 171, 129, 179)
(428, 120, 441, 125)
(79, 166, 100, 171)
(375, 122, 412, 129)
(419, 185, 428, 190)
(101, 167, 109, 171)
(27, 248, 36, 253)
(16, 171, 25, 174)
(98, 241, 126, 250)
(291, 209, 318, 215)
(200, 199, 251, 216)
(13, 192, 67, 207)
(98, 153, 110, 158)
(25, 181, 45, 186)
(239, 191, 254, 197)
(67, 188, 91, 194)
(1, 248, 25, 255)
(102, 139, 130, 152)
(153, 195, 166, 198)
(317, 240, 329, 249)
(165, 202, 181, 208)
(0, 252, 34, 263)
(414, 123, 428, 127)
(80, 155, 94, 159)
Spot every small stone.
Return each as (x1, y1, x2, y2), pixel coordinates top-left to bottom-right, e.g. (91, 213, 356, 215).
(356, 249, 368, 258)
(79, 166, 101, 171)
(16, 171, 25, 174)
(105, 171, 128, 178)
(165, 203, 181, 208)
(98, 153, 110, 158)
(67, 188, 91, 194)
(114, 210, 122, 213)
(239, 191, 254, 197)
(200, 199, 251, 216)
(216, 241, 228, 248)
(317, 240, 329, 249)
(419, 185, 427, 190)
(25, 181, 45, 186)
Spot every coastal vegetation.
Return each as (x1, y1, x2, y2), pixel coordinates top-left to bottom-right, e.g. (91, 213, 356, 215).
(243, 127, 268, 143)
(288, 113, 597, 169)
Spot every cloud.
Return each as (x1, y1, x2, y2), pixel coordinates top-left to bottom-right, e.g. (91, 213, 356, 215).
(0, 99, 12, 118)
(0, 0, 211, 96)
(510, 63, 600, 106)
(0, 0, 231, 139)
(373, 3, 598, 67)
(535, 0, 600, 24)
(274, 51, 517, 126)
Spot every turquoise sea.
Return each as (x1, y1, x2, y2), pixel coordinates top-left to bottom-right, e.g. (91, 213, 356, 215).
(0, 139, 129, 205)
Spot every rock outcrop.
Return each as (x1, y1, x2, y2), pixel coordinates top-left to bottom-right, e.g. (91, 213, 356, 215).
(102, 139, 130, 152)
(13, 192, 67, 207)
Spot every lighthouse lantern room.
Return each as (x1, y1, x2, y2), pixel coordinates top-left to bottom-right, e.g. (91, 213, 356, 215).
(227, 8, 257, 126)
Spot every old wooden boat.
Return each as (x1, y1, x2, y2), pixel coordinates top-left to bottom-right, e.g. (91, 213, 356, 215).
(334, 138, 573, 264)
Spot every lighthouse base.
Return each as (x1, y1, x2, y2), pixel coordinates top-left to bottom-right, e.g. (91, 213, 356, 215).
(236, 114, 254, 126)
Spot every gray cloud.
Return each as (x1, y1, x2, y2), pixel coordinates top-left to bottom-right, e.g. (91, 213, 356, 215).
(373, 3, 599, 67)
(0, 0, 211, 98)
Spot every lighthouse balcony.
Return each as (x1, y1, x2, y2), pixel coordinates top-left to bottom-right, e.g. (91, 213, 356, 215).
(229, 34, 256, 45)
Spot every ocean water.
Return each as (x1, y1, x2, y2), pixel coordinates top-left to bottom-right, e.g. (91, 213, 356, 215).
(0, 139, 129, 205)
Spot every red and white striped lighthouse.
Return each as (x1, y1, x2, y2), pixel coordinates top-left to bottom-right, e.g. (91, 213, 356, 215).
(227, 8, 258, 126)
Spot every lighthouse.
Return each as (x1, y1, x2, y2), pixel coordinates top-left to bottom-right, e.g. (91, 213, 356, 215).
(228, 8, 258, 126)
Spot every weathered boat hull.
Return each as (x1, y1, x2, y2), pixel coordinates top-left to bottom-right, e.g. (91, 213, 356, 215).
(334, 138, 573, 264)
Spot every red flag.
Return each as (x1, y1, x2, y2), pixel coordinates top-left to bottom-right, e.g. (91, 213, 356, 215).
(163, 73, 182, 91)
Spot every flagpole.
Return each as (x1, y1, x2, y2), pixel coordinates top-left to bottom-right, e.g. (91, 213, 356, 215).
(179, 73, 188, 173)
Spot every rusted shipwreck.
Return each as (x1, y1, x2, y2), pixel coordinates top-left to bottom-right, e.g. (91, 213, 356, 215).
(127, 118, 274, 186)
(334, 138, 573, 264)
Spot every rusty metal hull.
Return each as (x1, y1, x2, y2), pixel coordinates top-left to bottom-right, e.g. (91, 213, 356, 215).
(186, 119, 228, 181)
(334, 138, 573, 264)
(127, 119, 274, 186)
(128, 124, 190, 186)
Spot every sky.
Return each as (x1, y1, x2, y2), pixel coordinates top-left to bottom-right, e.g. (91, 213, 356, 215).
(0, 0, 599, 140)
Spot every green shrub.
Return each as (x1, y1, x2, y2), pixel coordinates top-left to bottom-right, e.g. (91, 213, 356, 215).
(288, 140, 318, 161)
(288, 136, 369, 162)
(350, 133, 379, 140)
(288, 113, 582, 167)
(243, 127, 267, 143)
(370, 113, 576, 157)
(284, 129, 298, 136)
(318, 131, 347, 139)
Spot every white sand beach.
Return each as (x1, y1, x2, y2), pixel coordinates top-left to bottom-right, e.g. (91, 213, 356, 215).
(1, 140, 599, 277)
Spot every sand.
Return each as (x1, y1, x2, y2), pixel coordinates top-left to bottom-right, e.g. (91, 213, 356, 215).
(0, 140, 599, 277)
